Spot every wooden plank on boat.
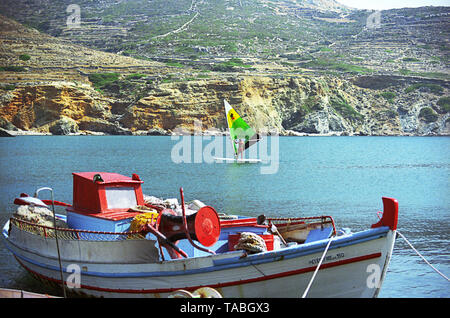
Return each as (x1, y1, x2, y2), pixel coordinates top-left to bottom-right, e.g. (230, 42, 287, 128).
(0, 288, 59, 298)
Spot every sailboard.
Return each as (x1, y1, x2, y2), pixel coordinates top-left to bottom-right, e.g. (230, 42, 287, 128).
(214, 100, 261, 163)
(214, 157, 262, 163)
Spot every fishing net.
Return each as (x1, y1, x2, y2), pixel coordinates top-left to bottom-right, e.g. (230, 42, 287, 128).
(9, 217, 148, 242)
(234, 232, 267, 253)
(14, 205, 68, 229)
(126, 212, 159, 239)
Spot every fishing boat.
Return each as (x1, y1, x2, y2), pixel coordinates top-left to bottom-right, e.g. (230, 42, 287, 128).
(214, 100, 262, 163)
(2, 171, 398, 298)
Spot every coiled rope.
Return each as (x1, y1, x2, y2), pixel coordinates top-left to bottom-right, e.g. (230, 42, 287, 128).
(397, 230, 449, 282)
(301, 236, 334, 298)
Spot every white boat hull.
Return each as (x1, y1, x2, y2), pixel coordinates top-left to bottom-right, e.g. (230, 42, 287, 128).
(3, 219, 395, 298)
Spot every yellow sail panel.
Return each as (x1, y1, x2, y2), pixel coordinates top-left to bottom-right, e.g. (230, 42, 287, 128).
(226, 107, 241, 129)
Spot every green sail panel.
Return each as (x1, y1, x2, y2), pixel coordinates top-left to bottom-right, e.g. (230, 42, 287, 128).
(224, 100, 260, 156)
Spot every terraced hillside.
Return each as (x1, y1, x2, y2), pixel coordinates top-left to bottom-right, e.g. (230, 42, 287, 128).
(0, 1, 449, 136)
(0, 0, 448, 79)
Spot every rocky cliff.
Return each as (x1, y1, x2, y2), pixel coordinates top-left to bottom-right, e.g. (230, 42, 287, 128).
(118, 75, 450, 136)
(2, 73, 449, 136)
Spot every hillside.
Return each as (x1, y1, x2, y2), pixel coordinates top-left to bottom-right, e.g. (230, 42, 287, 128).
(1, 0, 448, 79)
(0, 1, 449, 136)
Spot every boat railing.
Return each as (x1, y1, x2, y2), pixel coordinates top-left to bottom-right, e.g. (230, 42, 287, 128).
(9, 214, 337, 242)
(8, 217, 148, 241)
(267, 215, 336, 236)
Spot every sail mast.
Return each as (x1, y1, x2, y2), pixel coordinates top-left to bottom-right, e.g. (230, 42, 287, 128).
(224, 100, 238, 156)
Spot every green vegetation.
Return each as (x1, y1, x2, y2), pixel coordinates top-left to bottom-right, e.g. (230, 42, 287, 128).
(398, 68, 449, 80)
(211, 58, 253, 72)
(86, 72, 153, 99)
(19, 54, 31, 61)
(405, 83, 443, 94)
(380, 91, 396, 103)
(0, 65, 26, 72)
(223, 58, 251, 68)
(161, 74, 175, 83)
(301, 96, 323, 114)
(419, 107, 438, 122)
(1, 84, 16, 90)
(196, 74, 210, 79)
(330, 95, 364, 123)
(125, 73, 145, 80)
(88, 72, 120, 90)
(418, 44, 432, 49)
(399, 68, 411, 75)
(319, 46, 332, 52)
(165, 60, 184, 68)
(437, 96, 450, 113)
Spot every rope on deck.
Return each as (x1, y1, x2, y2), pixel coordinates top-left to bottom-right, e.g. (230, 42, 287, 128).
(301, 236, 334, 298)
(397, 231, 449, 282)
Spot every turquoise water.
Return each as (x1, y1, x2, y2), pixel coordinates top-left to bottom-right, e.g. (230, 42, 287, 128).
(0, 135, 449, 297)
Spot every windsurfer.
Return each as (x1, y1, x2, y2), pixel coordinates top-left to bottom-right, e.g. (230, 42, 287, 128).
(234, 139, 245, 159)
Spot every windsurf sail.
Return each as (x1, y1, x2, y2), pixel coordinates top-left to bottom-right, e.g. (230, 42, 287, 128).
(224, 100, 261, 156)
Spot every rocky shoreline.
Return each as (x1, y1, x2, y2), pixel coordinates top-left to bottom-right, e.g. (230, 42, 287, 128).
(2, 126, 448, 137)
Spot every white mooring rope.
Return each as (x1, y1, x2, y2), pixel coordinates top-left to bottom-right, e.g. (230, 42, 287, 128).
(301, 230, 449, 298)
(397, 230, 449, 282)
(301, 236, 334, 298)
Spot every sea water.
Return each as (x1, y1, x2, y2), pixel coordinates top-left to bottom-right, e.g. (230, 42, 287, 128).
(0, 135, 448, 298)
